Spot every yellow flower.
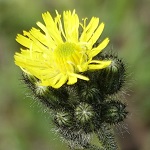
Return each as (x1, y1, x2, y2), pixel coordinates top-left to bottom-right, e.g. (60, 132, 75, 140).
(14, 10, 111, 88)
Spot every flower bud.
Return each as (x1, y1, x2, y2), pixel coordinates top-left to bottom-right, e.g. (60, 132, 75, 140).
(75, 103, 94, 124)
(97, 55, 126, 95)
(54, 111, 72, 127)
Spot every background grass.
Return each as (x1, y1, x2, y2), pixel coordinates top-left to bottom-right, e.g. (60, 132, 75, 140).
(0, 0, 150, 149)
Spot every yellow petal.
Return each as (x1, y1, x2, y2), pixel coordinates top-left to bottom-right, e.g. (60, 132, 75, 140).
(37, 22, 57, 48)
(80, 17, 99, 42)
(16, 34, 31, 48)
(88, 23, 104, 47)
(23, 31, 49, 52)
(53, 74, 68, 88)
(42, 12, 63, 44)
(63, 10, 79, 42)
(29, 28, 56, 50)
(29, 28, 47, 45)
(88, 60, 111, 70)
(88, 38, 109, 58)
(68, 72, 89, 81)
(67, 75, 77, 85)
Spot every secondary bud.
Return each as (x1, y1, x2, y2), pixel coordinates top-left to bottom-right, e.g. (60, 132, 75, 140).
(54, 111, 72, 127)
(75, 103, 94, 124)
(101, 101, 128, 124)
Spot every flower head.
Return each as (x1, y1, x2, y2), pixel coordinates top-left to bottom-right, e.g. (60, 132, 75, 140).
(14, 10, 111, 88)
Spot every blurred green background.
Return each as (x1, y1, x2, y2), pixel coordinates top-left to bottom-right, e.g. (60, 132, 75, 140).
(0, 0, 150, 149)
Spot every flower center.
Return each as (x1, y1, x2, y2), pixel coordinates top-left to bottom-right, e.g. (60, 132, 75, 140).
(54, 42, 82, 73)
(55, 42, 77, 57)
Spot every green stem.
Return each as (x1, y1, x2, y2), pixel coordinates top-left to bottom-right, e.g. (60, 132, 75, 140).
(96, 124, 118, 150)
(69, 144, 104, 150)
